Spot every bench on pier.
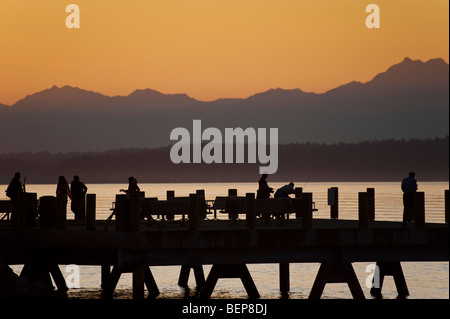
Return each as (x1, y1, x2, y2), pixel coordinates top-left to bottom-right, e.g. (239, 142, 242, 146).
(141, 196, 209, 226)
(208, 196, 246, 220)
(208, 196, 317, 223)
(0, 200, 11, 221)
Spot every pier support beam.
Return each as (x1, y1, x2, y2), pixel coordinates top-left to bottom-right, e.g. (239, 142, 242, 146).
(20, 262, 68, 292)
(200, 264, 260, 299)
(178, 265, 206, 288)
(102, 266, 159, 299)
(309, 262, 365, 299)
(370, 262, 409, 298)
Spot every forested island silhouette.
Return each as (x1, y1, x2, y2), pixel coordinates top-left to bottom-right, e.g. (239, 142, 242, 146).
(0, 136, 447, 183)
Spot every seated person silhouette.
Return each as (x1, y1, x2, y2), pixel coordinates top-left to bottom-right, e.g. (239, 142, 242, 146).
(274, 182, 295, 198)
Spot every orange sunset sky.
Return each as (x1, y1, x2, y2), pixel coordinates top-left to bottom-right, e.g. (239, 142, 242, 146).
(0, 0, 448, 106)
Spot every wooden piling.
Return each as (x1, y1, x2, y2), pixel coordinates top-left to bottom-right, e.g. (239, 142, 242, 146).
(166, 190, 175, 220)
(115, 194, 128, 231)
(445, 190, 449, 224)
(38, 196, 57, 229)
(329, 187, 339, 219)
(358, 192, 369, 228)
(294, 187, 303, 219)
(16, 192, 25, 229)
(302, 193, 313, 229)
(367, 188, 375, 221)
(17, 192, 37, 229)
(101, 265, 110, 289)
(228, 189, 238, 220)
(132, 266, 145, 299)
(128, 192, 143, 231)
(85, 194, 96, 231)
(279, 263, 290, 294)
(246, 193, 256, 230)
(413, 192, 425, 228)
(56, 193, 67, 230)
(196, 189, 207, 219)
(189, 194, 199, 231)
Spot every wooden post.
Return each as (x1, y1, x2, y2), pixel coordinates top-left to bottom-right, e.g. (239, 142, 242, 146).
(329, 187, 339, 219)
(228, 189, 238, 220)
(23, 193, 37, 229)
(189, 193, 199, 231)
(367, 188, 375, 221)
(358, 192, 369, 228)
(38, 196, 57, 229)
(115, 194, 128, 231)
(445, 190, 449, 224)
(101, 265, 110, 289)
(413, 192, 425, 228)
(196, 189, 207, 219)
(246, 193, 256, 230)
(17, 192, 37, 229)
(302, 193, 313, 229)
(294, 187, 303, 219)
(86, 194, 96, 231)
(166, 190, 175, 220)
(279, 263, 290, 294)
(56, 192, 67, 230)
(128, 193, 142, 231)
(132, 267, 145, 299)
(167, 190, 175, 199)
(16, 192, 25, 228)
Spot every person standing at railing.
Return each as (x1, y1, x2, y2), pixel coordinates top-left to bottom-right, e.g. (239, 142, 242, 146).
(120, 176, 141, 195)
(71, 175, 88, 220)
(5, 172, 23, 226)
(401, 171, 418, 226)
(257, 174, 273, 199)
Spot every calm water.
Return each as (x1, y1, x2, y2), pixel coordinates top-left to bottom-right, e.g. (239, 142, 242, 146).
(2, 181, 449, 299)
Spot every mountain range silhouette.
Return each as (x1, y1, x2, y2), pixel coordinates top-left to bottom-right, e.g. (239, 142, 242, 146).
(0, 57, 448, 153)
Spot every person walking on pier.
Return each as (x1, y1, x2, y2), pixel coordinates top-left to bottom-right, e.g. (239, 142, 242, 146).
(5, 172, 23, 226)
(120, 176, 141, 195)
(401, 171, 418, 226)
(274, 182, 295, 198)
(71, 175, 88, 220)
(257, 174, 273, 199)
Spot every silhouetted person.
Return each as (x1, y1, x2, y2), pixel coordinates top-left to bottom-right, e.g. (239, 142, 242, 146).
(71, 175, 87, 220)
(56, 176, 72, 202)
(274, 182, 295, 198)
(401, 171, 418, 226)
(257, 174, 273, 199)
(120, 176, 140, 195)
(5, 172, 23, 226)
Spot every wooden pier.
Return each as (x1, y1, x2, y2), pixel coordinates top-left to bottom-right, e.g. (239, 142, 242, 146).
(0, 188, 448, 299)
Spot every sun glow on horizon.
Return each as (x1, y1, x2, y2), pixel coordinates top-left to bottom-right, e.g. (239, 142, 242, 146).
(0, 0, 448, 105)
